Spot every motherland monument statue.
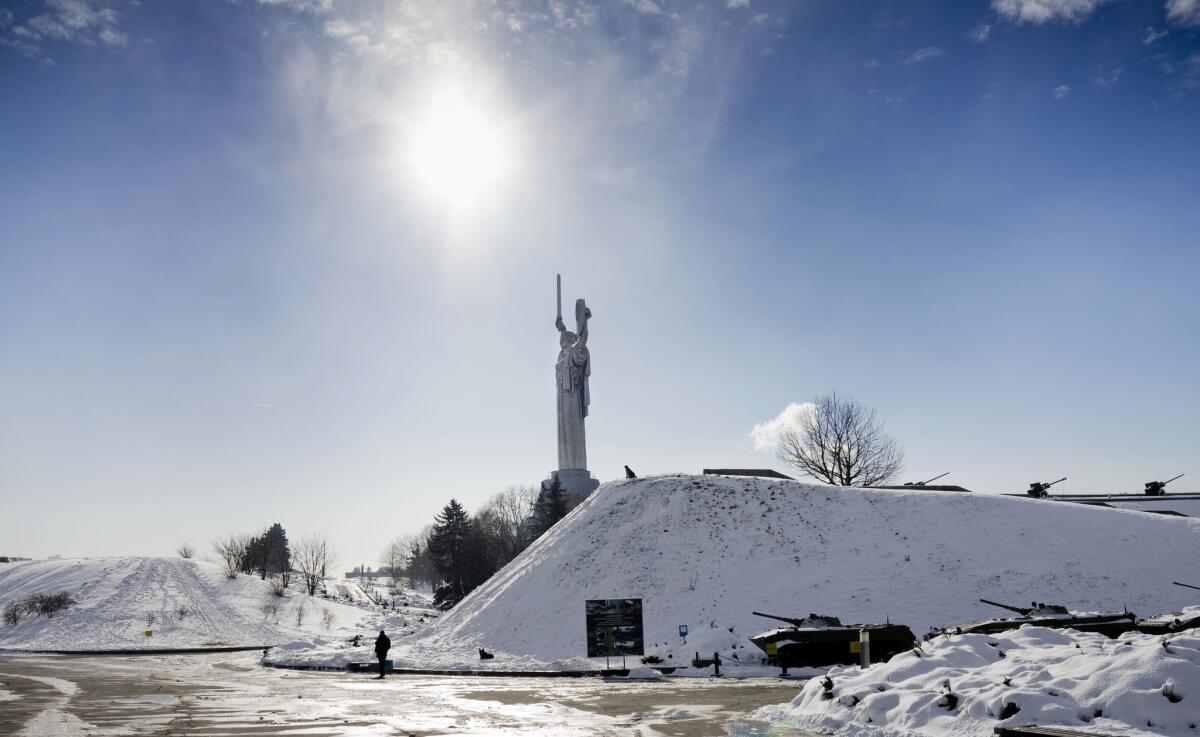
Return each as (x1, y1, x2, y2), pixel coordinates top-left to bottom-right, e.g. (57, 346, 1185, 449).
(546, 274, 600, 499)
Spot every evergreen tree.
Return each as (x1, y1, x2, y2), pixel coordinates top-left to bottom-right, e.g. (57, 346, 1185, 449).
(529, 476, 569, 541)
(263, 523, 291, 576)
(245, 523, 291, 580)
(242, 536, 263, 576)
(428, 499, 475, 607)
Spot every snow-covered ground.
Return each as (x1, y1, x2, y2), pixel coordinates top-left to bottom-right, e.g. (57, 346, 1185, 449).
(365, 474, 1198, 673)
(0, 557, 435, 651)
(755, 624, 1200, 737)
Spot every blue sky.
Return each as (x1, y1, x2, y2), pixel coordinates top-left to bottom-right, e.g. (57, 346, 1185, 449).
(1, 0, 1198, 567)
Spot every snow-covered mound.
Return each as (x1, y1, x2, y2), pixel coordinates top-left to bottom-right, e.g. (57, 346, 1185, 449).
(755, 626, 1200, 737)
(398, 475, 1200, 669)
(0, 557, 415, 650)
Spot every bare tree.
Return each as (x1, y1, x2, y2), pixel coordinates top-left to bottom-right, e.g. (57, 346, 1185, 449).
(293, 534, 337, 596)
(379, 537, 408, 586)
(777, 393, 904, 487)
(176, 543, 195, 559)
(213, 534, 252, 578)
(476, 485, 538, 568)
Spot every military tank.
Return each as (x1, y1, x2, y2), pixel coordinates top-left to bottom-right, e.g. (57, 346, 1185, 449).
(1134, 582, 1200, 635)
(926, 599, 1137, 639)
(748, 612, 916, 670)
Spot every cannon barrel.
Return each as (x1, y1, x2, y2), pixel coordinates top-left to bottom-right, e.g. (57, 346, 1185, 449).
(1046, 477, 1067, 487)
(979, 598, 1034, 616)
(1163, 473, 1185, 485)
(1173, 581, 1200, 591)
(752, 611, 806, 627)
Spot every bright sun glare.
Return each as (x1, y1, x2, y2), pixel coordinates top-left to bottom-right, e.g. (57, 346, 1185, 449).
(406, 84, 516, 210)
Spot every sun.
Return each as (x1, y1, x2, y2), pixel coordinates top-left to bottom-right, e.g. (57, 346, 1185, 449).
(405, 84, 516, 210)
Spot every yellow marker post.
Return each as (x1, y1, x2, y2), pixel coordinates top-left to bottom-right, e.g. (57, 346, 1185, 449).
(145, 630, 153, 638)
(765, 642, 778, 657)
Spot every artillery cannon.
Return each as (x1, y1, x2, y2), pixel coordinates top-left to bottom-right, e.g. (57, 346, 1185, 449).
(903, 472, 949, 486)
(1144, 474, 1184, 496)
(1026, 477, 1066, 498)
(1173, 581, 1200, 591)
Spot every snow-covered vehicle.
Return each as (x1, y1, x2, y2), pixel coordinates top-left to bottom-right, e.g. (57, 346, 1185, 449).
(748, 611, 916, 669)
(926, 598, 1137, 639)
(1133, 608, 1200, 635)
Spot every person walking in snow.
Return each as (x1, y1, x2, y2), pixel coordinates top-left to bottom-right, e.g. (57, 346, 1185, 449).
(374, 630, 391, 679)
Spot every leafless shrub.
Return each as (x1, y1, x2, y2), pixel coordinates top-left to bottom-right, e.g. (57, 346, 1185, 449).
(295, 599, 306, 627)
(293, 534, 337, 596)
(777, 392, 905, 487)
(2, 601, 23, 626)
(176, 543, 195, 559)
(175, 604, 189, 620)
(213, 534, 253, 578)
(270, 575, 288, 597)
(146, 612, 157, 628)
(321, 608, 335, 629)
(261, 601, 280, 622)
(27, 592, 75, 619)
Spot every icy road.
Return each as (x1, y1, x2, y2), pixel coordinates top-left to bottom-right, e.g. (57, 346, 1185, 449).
(0, 652, 812, 736)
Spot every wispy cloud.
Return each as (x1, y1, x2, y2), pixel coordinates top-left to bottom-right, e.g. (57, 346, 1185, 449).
(1166, 0, 1200, 26)
(1053, 83, 1071, 98)
(968, 23, 993, 42)
(726, 0, 751, 8)
(624, 0, 665, 15)
(904, 46, 946, 65)
(1095, 65, 1121, 87)
(1142, 26, 1169, 44)
(1, 0, 128, 63)
(257, 0, 334, 13)
(750, 402, 815, 452)
(992, 0, 1112, 24)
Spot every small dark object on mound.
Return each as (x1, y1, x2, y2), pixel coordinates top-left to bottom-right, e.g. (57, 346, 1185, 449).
(479, 648, 495, 660)
(1000, 701, 1021, 719)
(625, 465, 637, 479)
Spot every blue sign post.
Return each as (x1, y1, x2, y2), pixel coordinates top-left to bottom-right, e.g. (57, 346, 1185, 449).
(679, 624, 688, 638)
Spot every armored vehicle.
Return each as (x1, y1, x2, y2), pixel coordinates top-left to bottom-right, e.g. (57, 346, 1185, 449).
(748, 612, 916, 669)
(927, 599, 1136, 639)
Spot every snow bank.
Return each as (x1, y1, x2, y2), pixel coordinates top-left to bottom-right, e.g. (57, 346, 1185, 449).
(393, 475, 1200, 670)
(0, 557, 419, 650)
(755, 626, 1200, 737)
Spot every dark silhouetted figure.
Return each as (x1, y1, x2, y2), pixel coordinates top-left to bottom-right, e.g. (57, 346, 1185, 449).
(712, 651, 721, 676)
(374, 630, 391, 679)
(479, 648, 494, 660)
(625, 465, 636, 479)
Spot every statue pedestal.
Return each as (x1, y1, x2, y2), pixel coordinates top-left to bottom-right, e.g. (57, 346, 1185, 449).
(545, 468, 600, 502)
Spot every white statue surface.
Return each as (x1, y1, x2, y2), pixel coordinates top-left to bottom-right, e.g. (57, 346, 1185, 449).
(549, 275, 599, 498)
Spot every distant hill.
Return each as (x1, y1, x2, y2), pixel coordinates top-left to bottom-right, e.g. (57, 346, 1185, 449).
(0, 557, 406, 651)
(402, 474, 1200, 668)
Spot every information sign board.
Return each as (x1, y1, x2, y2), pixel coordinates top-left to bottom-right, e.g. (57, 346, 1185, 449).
(585, 598, 644, 657)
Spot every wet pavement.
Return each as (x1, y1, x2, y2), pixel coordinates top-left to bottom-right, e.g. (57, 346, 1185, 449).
(0, 652, 814, 736)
